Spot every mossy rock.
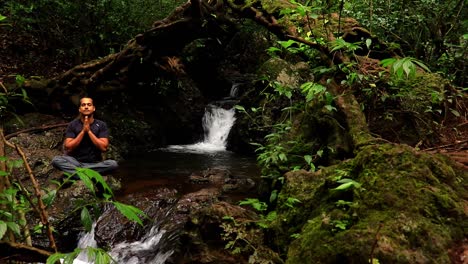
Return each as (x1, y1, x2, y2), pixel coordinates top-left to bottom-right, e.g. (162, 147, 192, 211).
(272, 143, 467, 263)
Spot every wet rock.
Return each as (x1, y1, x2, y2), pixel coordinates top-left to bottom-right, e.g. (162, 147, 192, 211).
(189, 168, 231, 186)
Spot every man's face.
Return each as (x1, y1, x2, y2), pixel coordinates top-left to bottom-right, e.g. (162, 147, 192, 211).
(79, 98, 95, 117)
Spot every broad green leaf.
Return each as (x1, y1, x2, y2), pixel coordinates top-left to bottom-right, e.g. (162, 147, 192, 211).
(278, 39, 298, 49)
(0, 171, 9, 177)
(402, 60, 413, 77)
(0, 221, 7, 239)
(46, 253, 67, 264)
(0, 15, 6, 21)
(6, 221, 20, 235)
(304, 155, 312, 164)
(112, 201, 144, 226)
(380, 58, 396, 67)
(81, 207, 93, 232)
(77, 170, 95, 194)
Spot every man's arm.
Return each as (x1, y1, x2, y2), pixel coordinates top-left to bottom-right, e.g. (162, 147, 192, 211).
(87, 131, 109, 152)
(64, 131, 85, 152)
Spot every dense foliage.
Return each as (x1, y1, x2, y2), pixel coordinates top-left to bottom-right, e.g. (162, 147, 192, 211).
(1, 0, 185, 65)
(343, 0, 467, 86)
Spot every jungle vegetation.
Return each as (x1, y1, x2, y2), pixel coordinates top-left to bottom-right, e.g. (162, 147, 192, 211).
(0, 0, 466, 263)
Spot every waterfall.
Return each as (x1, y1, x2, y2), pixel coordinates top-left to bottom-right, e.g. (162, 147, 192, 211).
(167, 88, 237, 153)
(202, 105, 236, 147)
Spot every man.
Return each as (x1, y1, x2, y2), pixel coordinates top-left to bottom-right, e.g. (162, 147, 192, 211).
(52, 97, 118, 175)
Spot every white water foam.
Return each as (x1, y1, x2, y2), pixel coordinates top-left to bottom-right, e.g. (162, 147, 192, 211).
(71, 223, 173, 264)
(166, 105, 235, 153)
(109, 226, 173, 264)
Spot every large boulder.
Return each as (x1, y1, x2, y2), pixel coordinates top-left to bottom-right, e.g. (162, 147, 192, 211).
(272, 143, 467, 263)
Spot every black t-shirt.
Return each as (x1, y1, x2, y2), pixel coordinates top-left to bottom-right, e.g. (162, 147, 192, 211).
(65, 118, 109, 162)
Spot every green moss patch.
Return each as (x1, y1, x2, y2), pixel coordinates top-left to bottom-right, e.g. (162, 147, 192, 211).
(272, 143, 467, 263)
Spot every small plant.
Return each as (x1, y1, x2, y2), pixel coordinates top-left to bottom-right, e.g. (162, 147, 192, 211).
(238, 198, 277, 228)
(332, 178, 362, 191)
(381, 57, 430, 80)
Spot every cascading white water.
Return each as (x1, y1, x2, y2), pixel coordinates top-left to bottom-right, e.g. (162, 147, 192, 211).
(167, 104, 236, 152)
(109, 226, 173, 264)
(72, 220, 173, 264)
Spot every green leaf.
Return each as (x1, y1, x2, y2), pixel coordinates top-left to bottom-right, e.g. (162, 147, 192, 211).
(112, 201, 144, 226)
(0, 15, 6, 21)
(333, 178, 362, 190)
(266, 211, 277, 221)
(81, 207, 93, 232)
(412, 59, 430, 72)
(269, 190, 278, 203)
(380, 58, 396, 67)
(450, 109, 460, 117)
(7, 159, 23, 168)
(76, 168, 113, 196)
(304, 155, 312, 164)
(234, 105, 246, 112)
(42, 189, 56, 207)
(46, 253, 67, 264)
(6, 222, 20, 235)
(0, 171, 9, 177)
(77, 170, 95, 194)
(15, 75, 26, 87)
(365, 38, 372, 49)
(0, 221, 7, 239)
(278, 39, 298, 49)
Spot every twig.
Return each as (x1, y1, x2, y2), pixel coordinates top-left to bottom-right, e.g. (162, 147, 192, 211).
(5, 123, 69, 140)
(0, 130, 57, 252)
(0, 240, 52, 262)
(422, 139, 468, 151)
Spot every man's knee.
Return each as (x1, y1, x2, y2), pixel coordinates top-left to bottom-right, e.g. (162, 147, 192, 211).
(51, 156, 65, 168)
(105, 160, 118, 170)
